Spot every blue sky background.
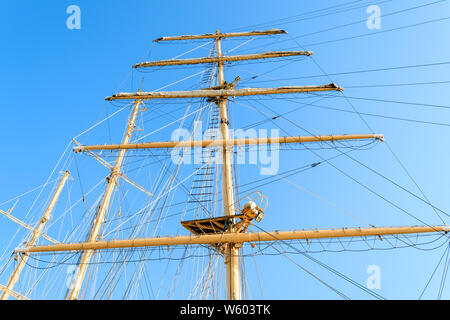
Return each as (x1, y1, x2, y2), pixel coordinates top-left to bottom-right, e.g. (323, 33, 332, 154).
(0, 0, 450, 299)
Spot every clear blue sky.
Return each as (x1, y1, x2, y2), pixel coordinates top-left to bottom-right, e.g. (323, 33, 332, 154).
(0, 0, 449, 299)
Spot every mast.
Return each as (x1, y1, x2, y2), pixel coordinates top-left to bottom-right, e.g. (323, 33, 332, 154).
(104, 84, 342, 101)
(73, 134, 384, 152)
(153, 29, 287, 42)
(133, 51, 313, 68)
(0, 208, 58, 244)
(66, 29, 347, 300)
(0, 170, 69, 300)
(13, 28, 448, 300)
(66, 98, 142, 300)
(15, 225, 450, 253)
(66, 29, 380, 300)
(215, 30, 241, 300)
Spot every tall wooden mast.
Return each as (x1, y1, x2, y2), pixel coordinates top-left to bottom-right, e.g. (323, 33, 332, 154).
(12, 28, 450, 300)
(66, 98, 142, 300)
(215, 30, 241, 300)
(0, 171, 69, 300)
(15, 225, 450, 253)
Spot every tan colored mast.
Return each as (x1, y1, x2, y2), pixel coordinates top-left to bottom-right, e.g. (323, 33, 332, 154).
(0, 208, 58, 244)
(105, 84, 342, 101)
(133, 51, 313, 68)
(73, 134, 384, 152)
(215, 31, 241, 300)
(15, 225, 450, 253)
(72, 139, 153, 197)
(0, 284, 29, 300)
(153, 29, 286, 42)
(0, 171, 69, 300)
(66, 98, 142, 300)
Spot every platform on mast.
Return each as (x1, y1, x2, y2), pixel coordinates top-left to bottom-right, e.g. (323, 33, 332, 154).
(181, 214, 245, 235)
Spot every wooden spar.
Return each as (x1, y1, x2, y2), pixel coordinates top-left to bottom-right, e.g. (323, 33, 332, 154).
(66, 98, 143, 300)
(105, 83, 342, 101)
(153, 29, 286, 42)
(0, 284, 29, 300)
(72, 139, 153, 197)
(0, 171, 69, 301)
(0, 208, 58, 244)
(73, 134, 384, 152)
(215, 32, 241, 300)
(15, 225, 450, 253)
(133, 51, 313, 68)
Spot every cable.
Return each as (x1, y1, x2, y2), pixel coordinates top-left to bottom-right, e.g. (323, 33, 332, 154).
(284, 33, 450, 229)
(242, 61, 450, 84)
(252, 224, 386, 299)
(310, 93, 450, 110)
(283, 16, 450, 49)
(419, 243, 449, 299)
(228, 0, 387, 32)
(437, 243, 450, 299)
(308, 103, 450, 128)
(237, 0, 446, 51)
(345, 80, 450, 88)
(267, 242, 350, 299)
